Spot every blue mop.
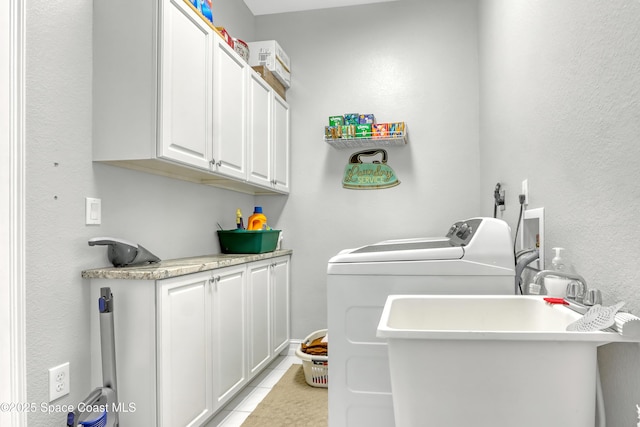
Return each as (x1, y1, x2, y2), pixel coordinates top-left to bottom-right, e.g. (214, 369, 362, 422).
(67, 287, 119, 427)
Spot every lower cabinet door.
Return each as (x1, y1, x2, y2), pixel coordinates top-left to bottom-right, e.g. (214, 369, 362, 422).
(212, 265, 247, 407)
(247, 261, 271, 377)
(158, 272, 214, 427)
(271, 257, 290, 355)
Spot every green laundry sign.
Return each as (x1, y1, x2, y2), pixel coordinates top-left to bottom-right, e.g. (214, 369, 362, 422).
(342, 149, 400, 190)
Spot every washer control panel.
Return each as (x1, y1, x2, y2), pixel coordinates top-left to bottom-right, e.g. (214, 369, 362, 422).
(446, 218, 483, 246)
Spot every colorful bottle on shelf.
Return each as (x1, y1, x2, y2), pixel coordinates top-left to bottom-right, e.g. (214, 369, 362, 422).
(236, 208, 245, 230)
(247, 206, 267, 230)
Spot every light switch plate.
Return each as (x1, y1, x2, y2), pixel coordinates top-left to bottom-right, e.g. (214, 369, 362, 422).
(85, 197, 101, 225)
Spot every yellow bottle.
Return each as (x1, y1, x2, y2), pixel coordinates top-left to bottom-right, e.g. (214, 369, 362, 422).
(236, 208, 244, 229)
(247, 206, 267, 230)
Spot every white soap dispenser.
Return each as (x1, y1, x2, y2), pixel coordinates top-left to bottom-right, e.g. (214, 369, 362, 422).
(551, 247, 566, 272)
(545, 247, 570, 297)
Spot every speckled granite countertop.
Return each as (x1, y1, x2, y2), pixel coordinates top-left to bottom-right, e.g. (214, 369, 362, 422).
(81, 249, 292, 280)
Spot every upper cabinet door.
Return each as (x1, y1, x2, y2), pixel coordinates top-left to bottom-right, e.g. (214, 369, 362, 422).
(158, 0, 213, 170)
(247, 70, 272, 188)
(212, 38, 247, 180)
(272, 94, 290, 193)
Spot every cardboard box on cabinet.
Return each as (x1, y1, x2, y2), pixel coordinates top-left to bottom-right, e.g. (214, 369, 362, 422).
(248, 40, 291, 88)
(252, 66, 287, 100)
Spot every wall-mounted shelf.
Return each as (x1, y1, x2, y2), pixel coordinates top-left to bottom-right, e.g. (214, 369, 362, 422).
(325, 132, 408, 149)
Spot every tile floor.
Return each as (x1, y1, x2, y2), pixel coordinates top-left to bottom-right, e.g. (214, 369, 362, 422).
(204, 346, 302, 427)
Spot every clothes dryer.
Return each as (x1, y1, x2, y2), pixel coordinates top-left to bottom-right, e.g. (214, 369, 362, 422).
(327, 217, 515, 427)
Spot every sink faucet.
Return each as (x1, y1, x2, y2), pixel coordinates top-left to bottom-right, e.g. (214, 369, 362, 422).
(531, 270, 589, 303)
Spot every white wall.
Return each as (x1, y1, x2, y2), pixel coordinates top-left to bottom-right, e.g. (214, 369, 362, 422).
(213, 0, 256, 42)
(25, 0, 640, 424)
(255, 0, 483, 338)
(478, 0, 640, 424)
(25, 1, 95, 424)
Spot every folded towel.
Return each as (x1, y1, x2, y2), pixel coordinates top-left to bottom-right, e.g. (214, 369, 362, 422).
(301, 335, 328, 356)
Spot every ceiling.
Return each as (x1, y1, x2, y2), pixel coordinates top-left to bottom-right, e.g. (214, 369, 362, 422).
(243, 0, 399, 16)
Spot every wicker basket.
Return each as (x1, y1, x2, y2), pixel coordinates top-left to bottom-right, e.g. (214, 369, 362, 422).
(295, 329, 328, 388)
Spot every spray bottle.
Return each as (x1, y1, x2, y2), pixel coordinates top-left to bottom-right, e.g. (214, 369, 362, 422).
(236, 208, 245, 230)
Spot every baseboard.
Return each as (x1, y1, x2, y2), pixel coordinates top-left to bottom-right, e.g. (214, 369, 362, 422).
(286, 339, 302, 356)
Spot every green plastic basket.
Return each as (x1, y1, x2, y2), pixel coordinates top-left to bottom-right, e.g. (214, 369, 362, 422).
(217, 229, 281, 254)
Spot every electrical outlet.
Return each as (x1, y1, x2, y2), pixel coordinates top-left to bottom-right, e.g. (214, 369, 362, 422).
(522, 179, 529, 206)
(49, 362, 70, 402)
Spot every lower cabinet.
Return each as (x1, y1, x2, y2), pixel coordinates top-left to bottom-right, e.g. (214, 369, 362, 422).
(89, 255, 290, 427)
(211, 266, 246, 408)
(271, 258, 290, 354)
(247, 261, 271, 377)
(247, 257, 291, 377)
(158, 272, 214, 427)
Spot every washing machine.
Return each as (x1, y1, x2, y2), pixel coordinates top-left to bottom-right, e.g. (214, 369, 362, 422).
(327, 217, 515, 427)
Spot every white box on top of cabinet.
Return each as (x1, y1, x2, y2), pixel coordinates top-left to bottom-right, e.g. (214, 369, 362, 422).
(86, 255, 290, 426)
(93, 0, 290, 195)
(247, 40, 291, 88)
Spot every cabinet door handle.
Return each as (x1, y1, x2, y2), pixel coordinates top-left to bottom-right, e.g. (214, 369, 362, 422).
(209, 159, 216, 168)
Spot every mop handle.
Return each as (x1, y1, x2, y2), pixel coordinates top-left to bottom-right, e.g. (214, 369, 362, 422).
(99, 288, 119, 412)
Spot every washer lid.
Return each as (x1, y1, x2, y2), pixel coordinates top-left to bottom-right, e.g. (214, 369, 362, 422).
(329, 238, 464, 263)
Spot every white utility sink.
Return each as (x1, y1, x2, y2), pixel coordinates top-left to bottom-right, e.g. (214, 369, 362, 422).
(377, 295, 634, 427)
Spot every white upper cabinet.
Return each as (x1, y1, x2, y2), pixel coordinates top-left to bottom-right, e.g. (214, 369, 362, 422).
(93, 0, 289, 195)
(212, 37, 248, 180)
(158, 0, 213, 170)
(272, 94, 291, 193)
(247, 70, 290, 192)
(247, 70, 273, 188)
